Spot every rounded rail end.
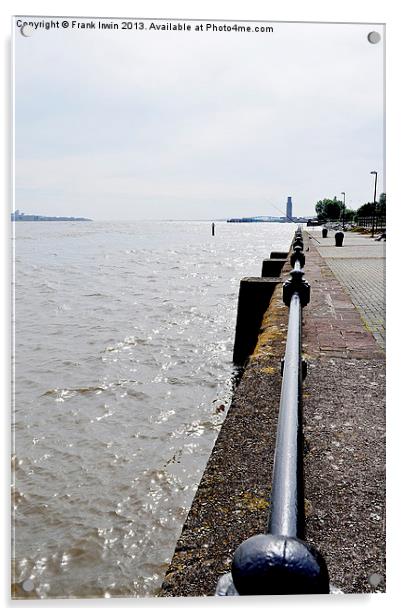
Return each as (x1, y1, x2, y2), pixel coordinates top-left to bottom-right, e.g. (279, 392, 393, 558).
(231, 534, 329, 595)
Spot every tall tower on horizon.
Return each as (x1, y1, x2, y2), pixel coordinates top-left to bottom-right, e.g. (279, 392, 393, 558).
(286, 196, 293, 220)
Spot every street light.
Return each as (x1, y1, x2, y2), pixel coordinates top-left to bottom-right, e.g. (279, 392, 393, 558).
(370, 171, 378, 237)
(341, 192, 346, 230)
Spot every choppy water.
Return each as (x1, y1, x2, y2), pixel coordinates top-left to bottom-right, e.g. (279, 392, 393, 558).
(12, 220, 295, 598)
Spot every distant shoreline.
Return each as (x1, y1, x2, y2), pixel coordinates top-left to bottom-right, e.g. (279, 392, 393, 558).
(11, 212, 92, 222)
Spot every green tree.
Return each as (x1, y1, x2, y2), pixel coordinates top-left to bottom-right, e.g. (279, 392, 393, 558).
(356, 202, 375, 217)
(378, 192, 386, 217)
(343, 208, 355, 222)
(356, 193, 385, 218)
(315, 198, 343, 221)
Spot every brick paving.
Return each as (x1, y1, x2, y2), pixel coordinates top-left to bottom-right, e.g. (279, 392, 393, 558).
(301, 234, 385, 593)
(307, 230, 385, 350)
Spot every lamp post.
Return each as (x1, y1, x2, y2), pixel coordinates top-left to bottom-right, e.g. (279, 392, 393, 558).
(370, 171, 378, 237)
(341, 192, 346, 230)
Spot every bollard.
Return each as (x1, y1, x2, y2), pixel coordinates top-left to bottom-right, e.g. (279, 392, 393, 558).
(212, 222, 215, 236)
(335, 231, 344, 247)
(322, 228, 328, 238)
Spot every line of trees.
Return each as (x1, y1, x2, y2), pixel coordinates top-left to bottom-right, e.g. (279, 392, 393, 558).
(315, 194, 386, 223)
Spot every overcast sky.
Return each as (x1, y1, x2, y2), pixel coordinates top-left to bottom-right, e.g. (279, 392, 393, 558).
(14, 18, 384, 220)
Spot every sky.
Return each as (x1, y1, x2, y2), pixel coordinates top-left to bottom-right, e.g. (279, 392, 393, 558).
(14, 18, 384, 220)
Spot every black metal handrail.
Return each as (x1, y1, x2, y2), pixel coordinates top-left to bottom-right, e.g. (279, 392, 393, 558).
(216, 227, 330, 596)
(268, 290, 303, 538)
(268, 228, 309, 542)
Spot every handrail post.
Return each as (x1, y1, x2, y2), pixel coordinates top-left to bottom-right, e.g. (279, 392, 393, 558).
(216, 228, 330, 596)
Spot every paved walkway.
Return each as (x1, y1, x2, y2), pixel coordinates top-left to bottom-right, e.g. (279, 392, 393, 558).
(301, 234, 385, 593)
(306, 229, 385, 349)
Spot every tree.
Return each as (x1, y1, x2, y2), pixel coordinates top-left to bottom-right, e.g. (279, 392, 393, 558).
(378, 193, 386, 217)
(343, 208, 355, 222)
(315, 198, 343, 221)
(356, 193, 385, 218)
(356, 202, 375, 217)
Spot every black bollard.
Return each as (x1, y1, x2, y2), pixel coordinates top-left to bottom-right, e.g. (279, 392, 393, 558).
(212, 222, 215, 236)
(335, 231, 344, 247)
(322, 228, 328, 238)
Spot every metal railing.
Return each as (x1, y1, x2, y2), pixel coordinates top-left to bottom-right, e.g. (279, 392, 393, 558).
(216, 227, 330, 596)
(357, 216, 386, 231)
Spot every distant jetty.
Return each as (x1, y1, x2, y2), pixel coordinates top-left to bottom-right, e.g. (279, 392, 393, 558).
(11, 210, 92, 222)
(227, 216, 313, 223)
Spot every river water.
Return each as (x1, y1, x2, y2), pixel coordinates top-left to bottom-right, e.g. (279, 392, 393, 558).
(12, 220, 296, 599)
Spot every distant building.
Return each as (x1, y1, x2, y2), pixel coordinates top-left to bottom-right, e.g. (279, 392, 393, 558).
(286, 197, 293, 221)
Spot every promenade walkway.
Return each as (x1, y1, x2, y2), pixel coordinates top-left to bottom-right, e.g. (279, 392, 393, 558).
(301, 230, 385, 593)
(306, 229, 385, 349)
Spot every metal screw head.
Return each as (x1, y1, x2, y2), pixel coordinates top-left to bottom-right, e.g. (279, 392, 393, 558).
(20, 24, 33, 37)
(22, 579, 35, 592)
(367, 31, 381, 44)
(368, 572, 383, 587)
